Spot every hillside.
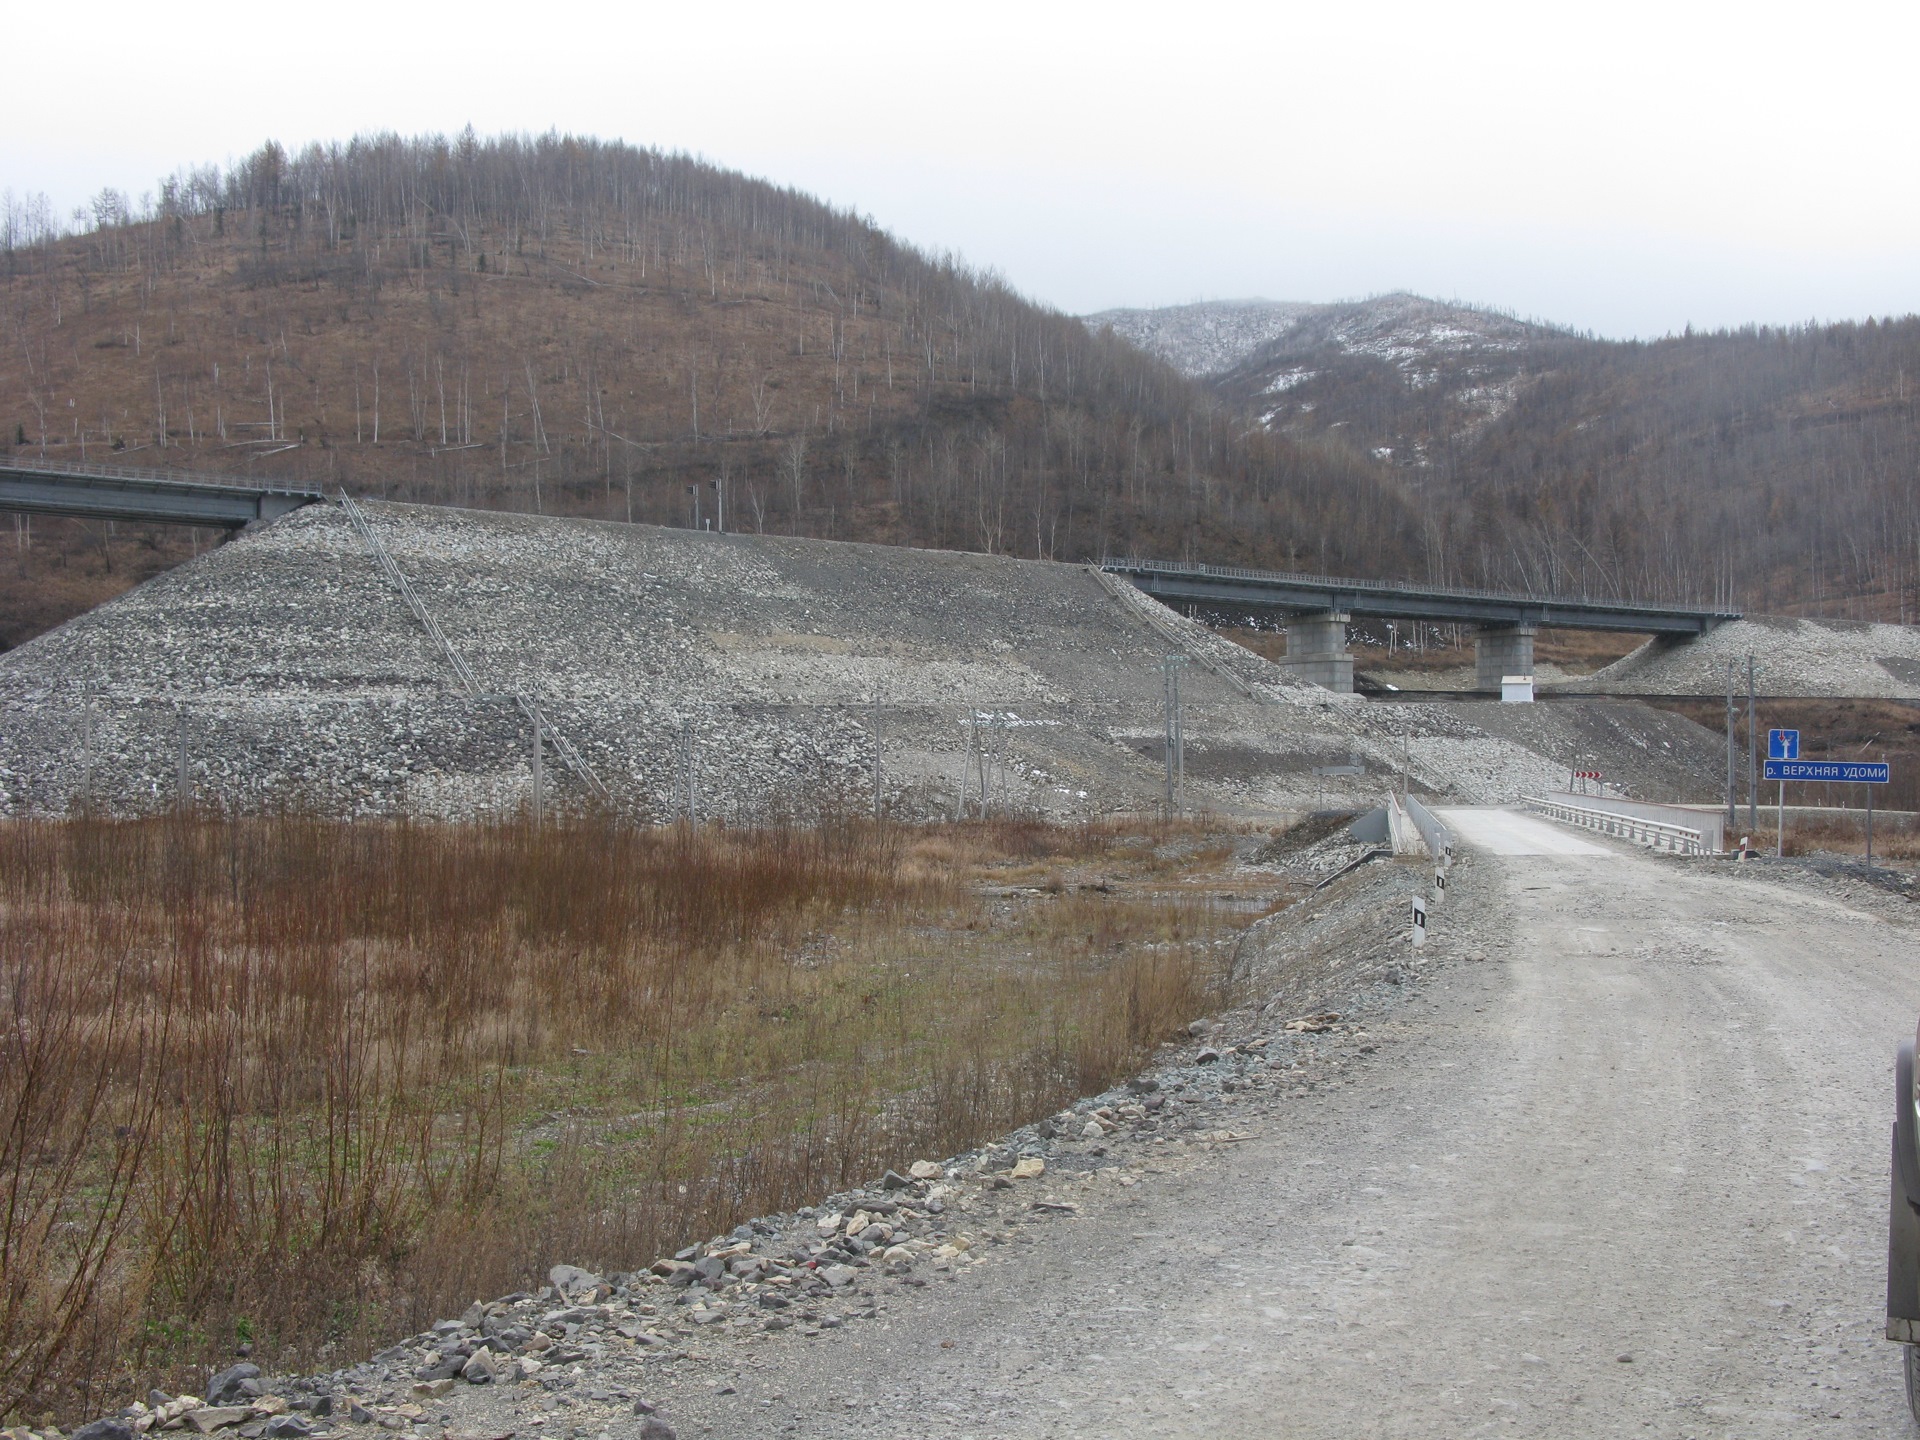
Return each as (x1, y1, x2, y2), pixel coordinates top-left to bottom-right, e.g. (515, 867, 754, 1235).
(1086, 293, 1553, 383)
(1103, 294, 1920, 618)
(1081, 300, 1323, 379)
(0, 133, 1410, 647)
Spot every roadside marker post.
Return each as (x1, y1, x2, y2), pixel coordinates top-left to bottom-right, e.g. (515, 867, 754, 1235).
(1411, 895, 1427, 948)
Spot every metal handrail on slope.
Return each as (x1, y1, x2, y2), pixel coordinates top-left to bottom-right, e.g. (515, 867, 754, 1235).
(1088, 567, 1267, 703)
(337, 492, 612, 808)
(339, 491, 480, 694)
(1522, 794, 1708, 855)
(521, 697, 612, 807)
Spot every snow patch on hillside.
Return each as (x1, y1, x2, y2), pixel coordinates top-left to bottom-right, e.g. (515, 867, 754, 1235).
(1082, 300, 1318, 378)
(1082, 293, 1554, 381)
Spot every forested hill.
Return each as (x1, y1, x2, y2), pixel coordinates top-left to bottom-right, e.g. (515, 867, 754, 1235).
(0, 132, 1406, 647)
(1155, 295, 1920, 619)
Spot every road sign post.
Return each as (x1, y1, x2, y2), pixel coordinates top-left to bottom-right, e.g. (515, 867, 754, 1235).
(1761, 752, 1890, 865)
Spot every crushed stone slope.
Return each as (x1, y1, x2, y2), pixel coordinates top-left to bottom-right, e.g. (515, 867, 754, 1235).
(1563, 616, 1920, 699)
(0, 502, 1726, 817)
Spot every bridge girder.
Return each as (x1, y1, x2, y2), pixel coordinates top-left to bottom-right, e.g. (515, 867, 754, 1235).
(1109, 563, 1735, 636)
(0, 462, 326, 529)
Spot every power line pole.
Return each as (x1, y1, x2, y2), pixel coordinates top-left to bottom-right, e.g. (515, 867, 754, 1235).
(974, 705, 989, 818)
(80, 693, 94, 810)
(531, 705, 544, 825)
(871, 695, 882, 821)
(683, 716, 697, 823)
(1724, 659, 1737, 829)
(1746, 654, 1758, 831)
(175, 705, 190, 813)
(1162, 655, 1188, 815)
(959, 704, 972, 819)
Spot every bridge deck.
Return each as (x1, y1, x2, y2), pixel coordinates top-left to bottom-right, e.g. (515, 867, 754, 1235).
(1104, 558, 1738, 634)
(0, 459, 327, 528)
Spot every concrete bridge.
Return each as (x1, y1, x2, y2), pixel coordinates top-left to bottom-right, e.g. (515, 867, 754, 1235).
(0, 459, 1737, 698)
(1102, 557, 1738, 692)
(0, 458, 326, 528)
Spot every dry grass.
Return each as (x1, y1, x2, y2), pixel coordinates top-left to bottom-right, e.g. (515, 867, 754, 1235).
(0, 811, 1254, 1423)
(1723, 809, 1920, 863)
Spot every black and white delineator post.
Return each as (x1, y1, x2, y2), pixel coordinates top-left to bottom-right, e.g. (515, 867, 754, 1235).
(1432, 867, 1447, 905)
(1410, 894, 1428, 948)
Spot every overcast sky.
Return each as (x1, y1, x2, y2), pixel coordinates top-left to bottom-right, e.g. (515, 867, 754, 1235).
(7, 0, 1914, 338)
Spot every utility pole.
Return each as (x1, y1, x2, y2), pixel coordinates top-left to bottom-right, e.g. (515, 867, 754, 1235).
(959, 705, 972, 819)
(531, 705, 544, 825)
(683, 716, 697, 823)
(999, 712, 1012, 813)
(1725, 659, 1737, 829)
(175, 705, 189, 813)
(1162, 655, 1188, 815)
(1746, 654, 1758, 831)
(80, 693, 94, 810)
(974, 706, 990, 818)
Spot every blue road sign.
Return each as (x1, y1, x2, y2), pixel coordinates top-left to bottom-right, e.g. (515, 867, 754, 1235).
(1768, 728, 1800, 761)
(1763, 759, 1890, 783)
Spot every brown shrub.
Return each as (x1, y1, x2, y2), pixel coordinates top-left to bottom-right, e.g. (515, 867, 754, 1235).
(0, 811, 1242, 1421)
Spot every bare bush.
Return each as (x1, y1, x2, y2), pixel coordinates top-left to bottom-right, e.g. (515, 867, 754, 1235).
(0, 812, 1241, 1422)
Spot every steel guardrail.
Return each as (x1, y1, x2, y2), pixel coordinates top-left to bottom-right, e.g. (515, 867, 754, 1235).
(1523, 794, 1708, 855)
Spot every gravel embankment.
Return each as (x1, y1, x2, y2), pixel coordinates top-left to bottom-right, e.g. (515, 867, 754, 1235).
(1559, 615, 1920, 698)
(0, 504, 1729, 818)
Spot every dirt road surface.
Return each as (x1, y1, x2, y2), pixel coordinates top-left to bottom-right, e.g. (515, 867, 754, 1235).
(666, 810, 1920, 1437)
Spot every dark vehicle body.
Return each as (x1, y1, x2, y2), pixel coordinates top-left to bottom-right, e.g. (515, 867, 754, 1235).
(1888, 1031, 1920, 1417)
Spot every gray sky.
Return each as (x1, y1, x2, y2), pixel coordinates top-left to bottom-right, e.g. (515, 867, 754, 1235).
(7, 0, 1913, 338)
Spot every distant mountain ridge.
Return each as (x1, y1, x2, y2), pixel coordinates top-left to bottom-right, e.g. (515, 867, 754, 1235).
(1086, 291, 1920, 618)
(1081, 300, 1320, 378)
(1083, 293, 1558, 380)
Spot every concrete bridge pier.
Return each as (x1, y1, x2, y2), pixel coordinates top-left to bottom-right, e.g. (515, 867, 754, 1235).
(1281, 611, 1354, 692)
(1474, 624, 1536, 691)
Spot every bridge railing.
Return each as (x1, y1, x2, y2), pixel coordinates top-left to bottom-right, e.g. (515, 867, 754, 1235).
(0, 454, 325, 498)
(1401, 794, 1454, 864)
(1523, 794, 1711, 855)
(1102, 555, 1735, 622)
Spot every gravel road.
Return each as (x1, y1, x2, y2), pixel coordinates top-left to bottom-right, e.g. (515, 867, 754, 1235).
(640, 813, 1920, 1437)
